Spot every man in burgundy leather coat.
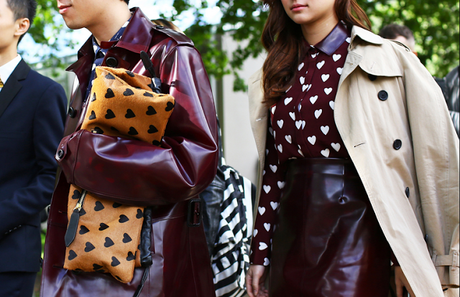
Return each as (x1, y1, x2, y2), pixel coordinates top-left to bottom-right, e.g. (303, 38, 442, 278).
(41, 0, 219, 296)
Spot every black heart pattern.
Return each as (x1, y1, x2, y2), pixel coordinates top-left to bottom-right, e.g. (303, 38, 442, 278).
(105, 109, 115, 119)
(136, 209, 143, 219)
(152, 140, 161, 146)
(91, 93, 97, 102)
(92, 127, 104, 134)
(68, 250, 77, 260)
(99, 223, 109, 231)
(105, 73, 115, 80)
(123, 88, 134, 96)
(72, 190, 81, 200)
(93, 263, 103, 271)
(125, 109, 135, 118)
(113, 202, 122, 208)
(94, 201, 104, 211)
(79, 225, 89, 235)
(110, 126, 119, 132)
(89, 110, 96, 120)
(128, 127, 138, 136)
(148, 125, 158, 134)
(115, 276, 123, 281)
(146, 106, 156, 115)
(111, 256, 121, 267)
(80, 208, 87, 216)
(85, 242, 95, 252)
(126, 251, 136, 261)
(122, 233, 132, 243)
(165, 101, 174, 111)
(104, 237, 114, 248)
(105, 88, 115, 98)
(119, 215, 129, 223)
(125, 70, 135, 77)
(143, 92, 154, 98)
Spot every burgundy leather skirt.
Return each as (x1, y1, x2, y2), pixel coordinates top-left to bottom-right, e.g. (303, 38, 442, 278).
(269, 158, 391, 297)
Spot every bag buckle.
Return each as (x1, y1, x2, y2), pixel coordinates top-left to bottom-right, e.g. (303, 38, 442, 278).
(187, 198, 202, 227)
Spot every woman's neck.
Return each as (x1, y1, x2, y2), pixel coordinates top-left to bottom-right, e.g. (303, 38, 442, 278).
(301, 15, 339, 45)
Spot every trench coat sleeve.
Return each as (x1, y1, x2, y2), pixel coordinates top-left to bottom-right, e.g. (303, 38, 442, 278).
(402, 49, 459, 288)
(56, 45, 218, 206)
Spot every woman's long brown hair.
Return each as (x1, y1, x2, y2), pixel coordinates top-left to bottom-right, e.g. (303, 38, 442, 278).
(261, 0, 371, 106)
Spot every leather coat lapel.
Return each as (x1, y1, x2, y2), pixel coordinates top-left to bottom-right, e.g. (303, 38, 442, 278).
(0, 59, 30, 119)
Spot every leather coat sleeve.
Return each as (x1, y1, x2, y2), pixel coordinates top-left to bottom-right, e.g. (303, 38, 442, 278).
(56, 45, 218, 206)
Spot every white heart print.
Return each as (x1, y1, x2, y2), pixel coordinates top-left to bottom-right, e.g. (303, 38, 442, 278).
(310, 95, 318, 104)
(259, 242, 268, 250)
(277, 119, 284, 128)
(346, 37, 351, 43)
(289, 112, 296, 120)
(337, 67, 343, 75)
(307, 135, 316, 145)
(333, 54, 341, 62)
(264, 258, 270, 266)
(263, 185, 271, 194)
(299, 76, 305, 84)
(321, 74, 330, 82)
(285, 135, 292, 144)
(317, 60, 325, 69)
(277, 181, 285, 189)
(277, 144, 283, 153)
(331, 143, 341, 152)
(271, 105, 276, 114)
(324, 87, 333, 95)
(264, 223, 271, 231)
(311, 52, 318, 58)
(321, 148, 330, 157)
(258, 206, 266, 215)
(269, 164, 277, 173)
(302, 84, 311, 92)
(320, 126, 330, 135)
(284, 97, 293, 105)
(329, 101, 335, 110)
(253, 229, 258, 237)
(298, 62, 304, 71)
(270, 201, 280, 210)
(295, 120, 306, 130)
(314, 109, 322, 119)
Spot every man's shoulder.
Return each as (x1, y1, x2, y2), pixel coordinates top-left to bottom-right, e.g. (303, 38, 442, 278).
(152, 25, 194, 47)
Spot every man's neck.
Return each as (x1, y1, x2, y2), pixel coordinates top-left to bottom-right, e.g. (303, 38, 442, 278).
(0, 45, 19, 68)
(88, 4, 131, 45)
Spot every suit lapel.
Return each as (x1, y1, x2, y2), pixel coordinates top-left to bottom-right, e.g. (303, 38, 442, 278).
(0, 59, 31, 119)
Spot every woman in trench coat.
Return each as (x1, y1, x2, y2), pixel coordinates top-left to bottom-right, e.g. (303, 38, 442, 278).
(245, 0, 459, 296)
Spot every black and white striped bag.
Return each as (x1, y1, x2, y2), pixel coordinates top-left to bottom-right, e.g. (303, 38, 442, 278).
(211, 165, 255, 297)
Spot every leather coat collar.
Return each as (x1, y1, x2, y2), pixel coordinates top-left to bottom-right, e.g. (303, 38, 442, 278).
(313, 22, 349, 56)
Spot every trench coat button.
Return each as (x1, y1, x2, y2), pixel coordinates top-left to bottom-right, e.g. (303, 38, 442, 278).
(393, 139, 402, 150)
(57, 149, 64, 159)
(68, 107, 77, 118)
(368, 74, 377, 81)
(405, 187, 410, 198)
(106, 57, 118, 67)
(378, 90, 388, 101)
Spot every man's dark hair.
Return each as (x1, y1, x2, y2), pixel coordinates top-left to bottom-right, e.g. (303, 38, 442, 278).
(378, 23, 414, 40)
(6, 0, 37, 43)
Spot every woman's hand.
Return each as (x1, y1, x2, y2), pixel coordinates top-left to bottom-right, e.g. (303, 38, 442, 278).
(246, 264, 269, 297)
(395, 266, 415, 297)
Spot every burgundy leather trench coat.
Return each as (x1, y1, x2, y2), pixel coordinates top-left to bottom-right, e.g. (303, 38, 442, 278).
(41, 8, 218, 297)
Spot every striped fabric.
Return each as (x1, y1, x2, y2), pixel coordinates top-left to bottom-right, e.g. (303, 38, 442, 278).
(212, 165, 254, 297)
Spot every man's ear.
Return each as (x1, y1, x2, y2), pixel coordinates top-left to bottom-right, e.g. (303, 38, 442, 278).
(14, 18, 30, 38)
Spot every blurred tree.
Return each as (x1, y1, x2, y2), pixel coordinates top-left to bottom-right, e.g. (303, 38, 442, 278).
(26, 0, 459, 89)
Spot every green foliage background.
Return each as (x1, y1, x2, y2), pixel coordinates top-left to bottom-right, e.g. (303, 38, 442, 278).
(28, 0, 459, 91)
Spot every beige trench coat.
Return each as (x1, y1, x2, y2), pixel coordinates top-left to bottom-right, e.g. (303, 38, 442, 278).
(247, 26, 459, 297)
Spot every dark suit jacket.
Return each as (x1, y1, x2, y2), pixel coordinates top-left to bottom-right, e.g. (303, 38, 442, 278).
(0, 59, 67, 272)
